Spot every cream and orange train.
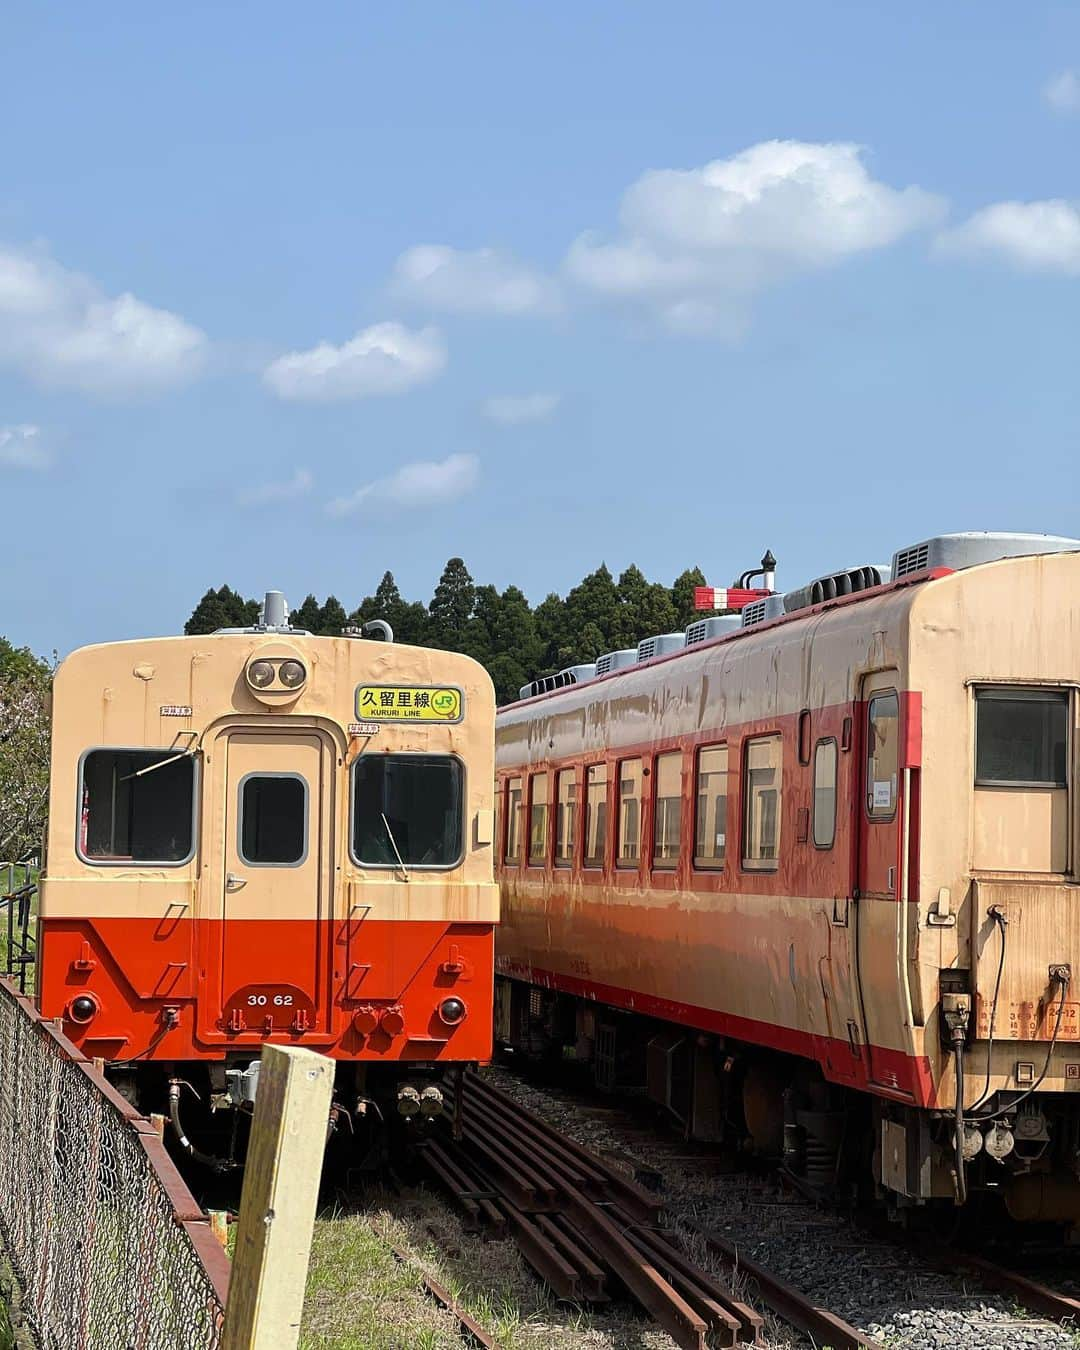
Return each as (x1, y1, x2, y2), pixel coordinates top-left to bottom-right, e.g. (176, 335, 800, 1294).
(36, 593, 497, 1154)
(495, 533, 1080, 1222)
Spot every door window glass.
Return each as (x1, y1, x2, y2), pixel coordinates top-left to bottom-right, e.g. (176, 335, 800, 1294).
(813, 740, 837, 848)
(529, 772, 549, 864)
(80, 749, 195, 864)
(976, 689, 1068, 786)
(652, 752, 683, 869)
(352, 755, 462, 867)
(505, 776, 523, 862)
(867, 693, 899, 818)
(743, 735, 782, 869)
(617, 759, 642, 867)
(555, 770, 576, 866)
(584, 764, 607, 867)
(694, 745, 727, 870)
(241, 774, 307, 865)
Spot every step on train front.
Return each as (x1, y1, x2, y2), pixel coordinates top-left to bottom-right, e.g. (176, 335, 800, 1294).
(35, 593, 498, 1159)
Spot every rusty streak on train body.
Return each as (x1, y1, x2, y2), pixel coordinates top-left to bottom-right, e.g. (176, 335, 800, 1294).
(494, 534, 1080, 1221)
(35, 595, 497, 1146)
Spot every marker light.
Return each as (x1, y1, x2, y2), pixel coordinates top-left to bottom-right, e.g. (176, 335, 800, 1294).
(438, 997, 467, 1027)
(68, 994, 99, 1024)
(248, 660, 274, 688)
(279, 659, 306, 688)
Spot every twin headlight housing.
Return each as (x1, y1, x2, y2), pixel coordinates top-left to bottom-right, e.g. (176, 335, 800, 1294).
(245, 650, 309, 702)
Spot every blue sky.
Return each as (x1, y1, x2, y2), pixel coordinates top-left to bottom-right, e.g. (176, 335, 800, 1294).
(3, 3, 1080, 657)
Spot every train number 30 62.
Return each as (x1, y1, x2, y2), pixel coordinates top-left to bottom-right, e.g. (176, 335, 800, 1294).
(247, 993, 294, 1007)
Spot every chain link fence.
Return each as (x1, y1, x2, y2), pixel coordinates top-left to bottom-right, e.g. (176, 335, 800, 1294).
(0, 977, 230, 1349)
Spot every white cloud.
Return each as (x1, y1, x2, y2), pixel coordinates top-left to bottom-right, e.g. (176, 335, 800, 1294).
(482, 392, 561, 425)
(1044, 69, 1080, 113)
(564, 140, 945, 331)
(0, 244, 206, 396)
(327, 452, 479, 518)
(236, 467, 313, 508)
(935, 199, 1080, 274)
(391, 245, 560, 316)
(263, 321, 446, 402)
(0, 424, 50, 470)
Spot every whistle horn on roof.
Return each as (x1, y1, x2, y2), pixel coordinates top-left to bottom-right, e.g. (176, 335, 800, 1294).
(738, 550, 777, 593)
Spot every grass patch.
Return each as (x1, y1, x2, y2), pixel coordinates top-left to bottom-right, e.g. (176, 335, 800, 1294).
(0, 865, 37, 978)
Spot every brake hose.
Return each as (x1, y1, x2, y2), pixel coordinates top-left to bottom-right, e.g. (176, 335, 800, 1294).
(952, 1027, 968, 1205)
(976, 969, 1070, 1123)
(969, 907, 1008, 1113)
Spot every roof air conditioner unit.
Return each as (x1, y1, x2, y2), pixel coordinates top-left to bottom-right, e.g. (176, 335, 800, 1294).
(741, 595, 787, 628)
(891, 532, 1080, 579)
(558, 664, 597, 685)
(636, 632, 686, 662)
(595, 649, 638, 676)
(685, 616, 741, 645)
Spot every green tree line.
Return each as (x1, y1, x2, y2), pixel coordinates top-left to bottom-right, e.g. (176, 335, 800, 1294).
(186, 559, 712, 705)
(0, 638, 52, 862)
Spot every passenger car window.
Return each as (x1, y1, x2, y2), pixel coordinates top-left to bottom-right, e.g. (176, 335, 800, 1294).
(652, 752, 682, 869)
(529, 772, 549, 864)
(743, 735, 782, 869)
(80, 748, 195, 864)
(353, 755, 463, 868)
(866, 693, 899, 818)
(813, 740, 837, 848)
(241, 774, 307, 865)
(976, 689, 1068, 786)
(505, 776, 523, 863)
(554, 770, 576, 867)
(617, 759, 642, 867)
(584, 764, 607, 867)
(694, 745, 727, 870)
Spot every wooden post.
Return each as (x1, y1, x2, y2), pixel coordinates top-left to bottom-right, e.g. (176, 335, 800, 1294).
(220, 1045, 333, 1350)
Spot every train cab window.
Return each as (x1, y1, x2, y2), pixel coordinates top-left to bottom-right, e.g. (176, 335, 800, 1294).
(241, 774, 307, 866)
(976, 689, 1068, 786)
(555, 770, 576, 867)
(505, 776, 523, 863)
(652, 752, 682, 869)
(694, 745, 727, 870)
(617, 759, 643, 867)
(743, 735, 782, 870)
(584, 764, 608, 867)
(813, 740, 837, 849)
(528, 772, 549, 865)
(352, 755, 463, 868)
(866, 693, 899, 819)
(80, 748, 196, 864)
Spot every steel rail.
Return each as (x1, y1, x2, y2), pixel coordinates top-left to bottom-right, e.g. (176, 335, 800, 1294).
(904, 1238, 1080, 1329)
(389, 1243, 496, 1349)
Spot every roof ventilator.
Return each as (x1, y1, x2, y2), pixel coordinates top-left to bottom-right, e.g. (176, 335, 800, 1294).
(685, 616, 741, 645)
(741, 595, 787, 628)
(518, 663, 597, 701)
(213, 590, 311, 636)
(783, 565, 891, 614)
(891, 532, 1080, 578)
(636, 633, 686, 663)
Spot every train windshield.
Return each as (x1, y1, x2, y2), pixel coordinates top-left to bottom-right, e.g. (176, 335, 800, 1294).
(352, 754, 463, 868)
(80, 748, 195, 864)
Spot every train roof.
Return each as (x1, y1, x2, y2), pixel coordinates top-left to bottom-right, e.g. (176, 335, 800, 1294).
(502, 531, 1080, 716)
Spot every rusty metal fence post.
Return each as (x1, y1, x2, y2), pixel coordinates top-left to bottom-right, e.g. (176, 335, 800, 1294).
(0, 976, 230, 1349)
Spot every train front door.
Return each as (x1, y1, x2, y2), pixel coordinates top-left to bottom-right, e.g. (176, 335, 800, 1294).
(217, 729, 333, 1037)
(855, 671, 915, 1094)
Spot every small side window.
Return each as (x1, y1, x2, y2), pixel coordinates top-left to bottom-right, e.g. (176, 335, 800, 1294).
(798, 710, 812, 766)
(652, 751, 682, 869)
(617, 759, 643, 867)
(976, 689, 1068, 786)
(812, 739, 837, 849)
(694, 745, 727, 870)
(505, 776, 523, 863)
(528, 772, 549, 865)
(743, 735, 782, 870)
(584, 764, 608, 867)
(555, 770, 576, 867)
(866, 693, 899, 819)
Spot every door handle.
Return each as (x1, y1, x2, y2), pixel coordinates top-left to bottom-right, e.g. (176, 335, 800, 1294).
(226, 872, 247, 891)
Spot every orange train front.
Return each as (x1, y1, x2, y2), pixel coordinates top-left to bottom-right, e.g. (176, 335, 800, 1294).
(35, 592, 497, 1149)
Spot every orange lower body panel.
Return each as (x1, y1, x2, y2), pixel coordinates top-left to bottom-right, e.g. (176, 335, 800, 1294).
(38, 917, 494, 1064)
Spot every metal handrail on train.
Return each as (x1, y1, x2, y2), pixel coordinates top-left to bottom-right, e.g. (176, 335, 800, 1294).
(1, 854, 39, 994)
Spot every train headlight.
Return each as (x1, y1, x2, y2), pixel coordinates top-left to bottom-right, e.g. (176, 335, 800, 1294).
(961, 1124, 984, 1161)
(985, 1122, 1016, 1162)
(248, 660, 274, 688)
(438, 997, 467, 1027)
(279, 659, 306, 688)
(68, 994, 99, 1024)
